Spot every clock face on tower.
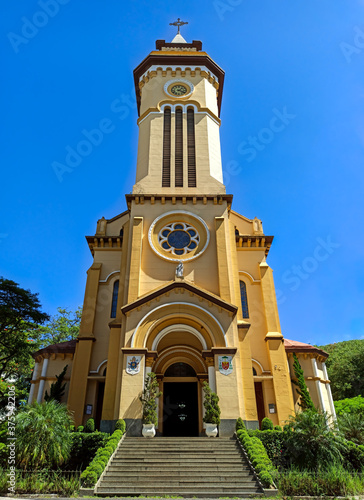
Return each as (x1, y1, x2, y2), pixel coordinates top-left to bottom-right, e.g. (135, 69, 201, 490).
(164, 79, 194, 99)
(170, 84, 188, 96)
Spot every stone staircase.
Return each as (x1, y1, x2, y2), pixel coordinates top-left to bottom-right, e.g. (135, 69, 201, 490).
(95, 436, 264, 497)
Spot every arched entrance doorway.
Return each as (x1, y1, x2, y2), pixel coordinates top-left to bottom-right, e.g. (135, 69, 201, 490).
(162, 362, 199, 437)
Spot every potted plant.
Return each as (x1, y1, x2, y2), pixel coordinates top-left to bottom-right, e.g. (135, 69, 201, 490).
(202, 381, 221, 437)
(139, 372, 162, 438)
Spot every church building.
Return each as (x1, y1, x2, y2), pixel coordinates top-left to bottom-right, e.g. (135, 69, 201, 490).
(30, 28, 336, 436)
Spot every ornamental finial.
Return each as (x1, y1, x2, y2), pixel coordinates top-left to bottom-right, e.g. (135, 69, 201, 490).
(169, 18, 188, 35)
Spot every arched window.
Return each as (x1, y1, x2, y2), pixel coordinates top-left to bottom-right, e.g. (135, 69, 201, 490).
(164, 362, 196, 377)
(240, 280, 249, 318)
(252, 367, 257, 376)
(110, 280, 119, 318)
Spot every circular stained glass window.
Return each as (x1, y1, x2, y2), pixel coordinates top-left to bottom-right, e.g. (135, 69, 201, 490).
(158, 222, 199, 256)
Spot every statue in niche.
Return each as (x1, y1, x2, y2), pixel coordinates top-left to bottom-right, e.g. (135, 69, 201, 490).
(176, 261, 184, 278)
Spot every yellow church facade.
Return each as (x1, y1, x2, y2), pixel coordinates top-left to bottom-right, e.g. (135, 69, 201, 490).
(29, 33, 336, 436)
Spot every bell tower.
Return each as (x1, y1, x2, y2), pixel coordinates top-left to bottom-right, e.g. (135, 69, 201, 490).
(133, 30, 225, 195)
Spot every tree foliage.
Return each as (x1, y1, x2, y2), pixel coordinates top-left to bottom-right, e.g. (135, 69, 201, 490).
(36, 307, 82, 349)
(15, 400, 73, 469)
(44, 365, 68, 403)
(283, 410, 343, 471)
(318, 340, 364, 400)
(334, 395, 364, 415)
(0, 278, 49, 381)
(0, 278, 80, 407)
(292, 353, 316, 411)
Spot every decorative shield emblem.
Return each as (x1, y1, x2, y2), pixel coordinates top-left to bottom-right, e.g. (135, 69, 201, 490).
(218, 355, 233, 375)
(126, 355, 141, 375)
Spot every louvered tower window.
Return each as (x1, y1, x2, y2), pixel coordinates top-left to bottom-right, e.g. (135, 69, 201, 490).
(175, 108, 183, 187)
(240, 281, 249, 319)
(187, 108, 196, 187)
(162, 108, 171, 187)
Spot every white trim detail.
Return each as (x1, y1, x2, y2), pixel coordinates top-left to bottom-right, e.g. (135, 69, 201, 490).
(99, 271, 120, 283)
(154, 346, 207, 372)
(323, 362, 337, 422)
(251, 359, 265, 375)
(131, 302, 226, 348)
(311, 358, 326, 413)
(139, 65, 219, 83)
(148, 211, 210, 263)
(239, 271, 260, 284)
(90, 359, 108, 374)
(138, 105, 220, 126)
(151, 324, 208, 351)
(164, 79, 194, 98)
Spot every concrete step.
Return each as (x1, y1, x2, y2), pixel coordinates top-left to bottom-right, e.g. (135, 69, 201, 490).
(96, 491, 262, 498)
(101, 474, 256, 482)
(106, 466, 251, 473)
(96, 435, 263, 498)
(111, 457, 246, 464)
(113, 452, 243, 459)
(97, 485, 262, 493)
(107, 466, 252, 479)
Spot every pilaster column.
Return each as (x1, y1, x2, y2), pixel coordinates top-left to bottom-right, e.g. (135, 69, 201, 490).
(127, 217, 143, 303)
(311, 357, 326, 412)
(68, 262, 102, 426)
(322, 362, 337, 423)
(215, 217, 232, 302)
(28, 359, 41, 404)
(204, 356, 216, 393)
(36, 356, 49, 403)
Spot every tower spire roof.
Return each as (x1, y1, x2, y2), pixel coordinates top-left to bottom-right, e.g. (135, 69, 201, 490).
(169, 18, 188, 43)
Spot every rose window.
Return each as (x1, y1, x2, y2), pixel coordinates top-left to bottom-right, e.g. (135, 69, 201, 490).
(158, 222, 200, 256)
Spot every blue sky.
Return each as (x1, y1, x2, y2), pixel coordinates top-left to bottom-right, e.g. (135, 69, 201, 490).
(1, 0, 364, 346)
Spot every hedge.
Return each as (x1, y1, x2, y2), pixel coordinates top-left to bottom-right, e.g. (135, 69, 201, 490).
(65, 431, 109, 471)
(80, 419, 126, 488)
(236, 425, 275, 488)
(248, 429, 286, 468)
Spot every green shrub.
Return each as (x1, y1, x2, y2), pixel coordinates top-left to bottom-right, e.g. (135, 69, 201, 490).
(236, 427, 275, 488)
(77, 425, 84, 432)
(334, 395, 364, 416)
(261, 417, 274, 430)
(340, 439, 364, 471)
(259, 470, 274, 487)
(202, 382, 221, 425)
(283, 410, 343, 471)
(85, 418, 95, 433)
(80, 419, 126, 488)
(236, 417, 246, 431)
(252, 429, 286, 468)
(274, 425, 282, 431)
(115, 419, 126, 432)
(65, 431, 108, 471)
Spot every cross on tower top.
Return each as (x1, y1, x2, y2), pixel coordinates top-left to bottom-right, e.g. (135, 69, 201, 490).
(169, 18, 188, 35)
